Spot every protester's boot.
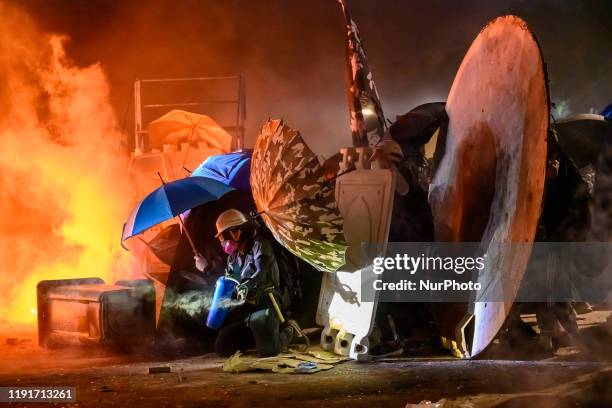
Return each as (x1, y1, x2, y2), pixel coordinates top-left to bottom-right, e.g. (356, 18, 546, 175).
(555, 302, 586, 352)
(535, 305, 559, 355)
(283, 319, 309, 351)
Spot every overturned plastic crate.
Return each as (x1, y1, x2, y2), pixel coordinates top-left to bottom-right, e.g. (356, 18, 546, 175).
(37, 278, 155, 350)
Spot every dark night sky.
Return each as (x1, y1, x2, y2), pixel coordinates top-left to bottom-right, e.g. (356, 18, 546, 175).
(14, 0, 612, 157)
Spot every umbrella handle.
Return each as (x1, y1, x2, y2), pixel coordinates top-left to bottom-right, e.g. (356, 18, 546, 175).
(157, 172, 198, 255)
(177, 214, 198, 254)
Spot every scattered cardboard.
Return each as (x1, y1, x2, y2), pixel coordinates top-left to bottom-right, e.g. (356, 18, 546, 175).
(223, 349, 349, 374)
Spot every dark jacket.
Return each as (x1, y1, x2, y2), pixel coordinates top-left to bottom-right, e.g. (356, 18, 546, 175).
(225, 234, 280, 304)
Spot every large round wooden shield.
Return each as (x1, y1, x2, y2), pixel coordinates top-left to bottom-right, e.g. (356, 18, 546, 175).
(429, 16, 549, 357)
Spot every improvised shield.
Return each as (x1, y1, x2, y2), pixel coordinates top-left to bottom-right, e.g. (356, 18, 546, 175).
(429, 15, 549, 357)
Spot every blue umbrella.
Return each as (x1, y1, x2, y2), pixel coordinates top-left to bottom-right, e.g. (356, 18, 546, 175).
(602, 103, 612, 121)
(190, 150, 252, 190)
(122, 176, 234, 250)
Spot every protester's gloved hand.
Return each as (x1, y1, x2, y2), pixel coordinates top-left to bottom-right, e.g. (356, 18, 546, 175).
(194, 252, 208, 272)
(236, 283, 249, 302)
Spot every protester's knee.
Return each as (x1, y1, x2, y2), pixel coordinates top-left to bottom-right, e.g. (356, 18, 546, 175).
(247, 309, 281, 357)
(247, 309, 275, 331)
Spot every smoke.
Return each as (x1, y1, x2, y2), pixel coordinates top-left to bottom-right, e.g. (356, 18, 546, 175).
(163, 289, 243, 321)
(0, 2, 138, 325)
(12, 0, 610, 162)
(552, 99, 573, 120)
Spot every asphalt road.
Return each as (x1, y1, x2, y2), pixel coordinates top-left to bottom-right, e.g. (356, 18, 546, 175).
(0, 310, 610, 407)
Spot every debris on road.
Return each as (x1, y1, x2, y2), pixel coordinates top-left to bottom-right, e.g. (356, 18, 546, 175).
(405, 398, 447, 408)
(148, 366, 171, 374)
(223, 350, 349, 374)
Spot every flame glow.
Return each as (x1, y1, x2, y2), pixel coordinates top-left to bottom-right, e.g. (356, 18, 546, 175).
(0, 4, 138, 326)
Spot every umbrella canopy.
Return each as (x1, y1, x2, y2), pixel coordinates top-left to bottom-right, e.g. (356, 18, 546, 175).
(122, 176, 234, 241)
(190, 150, 252, 190)
(144, 223, 182, 265)
(139, 225, 180, 288)
(148, 109, 232, 151)
(250, 119, 347, 272)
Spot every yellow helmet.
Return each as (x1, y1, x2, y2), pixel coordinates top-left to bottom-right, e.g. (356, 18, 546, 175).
(215, 209, 249, 238)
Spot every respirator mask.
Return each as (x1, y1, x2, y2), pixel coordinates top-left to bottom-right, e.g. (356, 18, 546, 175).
(221, 239, 239, 255)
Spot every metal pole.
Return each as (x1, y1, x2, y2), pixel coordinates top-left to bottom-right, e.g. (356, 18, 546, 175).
(141, 76, 239, 83)
(235, 74, 243, 150)
(134, 78, 142, 151)
(239, 73, 246, 149)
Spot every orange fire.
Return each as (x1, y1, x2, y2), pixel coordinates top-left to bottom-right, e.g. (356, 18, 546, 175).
(0, 4, 139, 326)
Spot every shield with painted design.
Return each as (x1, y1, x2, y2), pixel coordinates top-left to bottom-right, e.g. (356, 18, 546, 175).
(338, 0, 387, 147)
(250, 119, 347, 272)
(429, 15, 549, 357)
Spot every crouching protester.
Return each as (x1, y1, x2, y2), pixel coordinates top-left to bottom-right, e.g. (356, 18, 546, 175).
(205, 209, 302, 357)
